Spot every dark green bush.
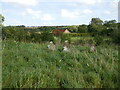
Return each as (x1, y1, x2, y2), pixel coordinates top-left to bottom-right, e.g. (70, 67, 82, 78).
(94, 35, 103, 45)
(40, 31, 54, 42)
(60, 34, 71, 43)
(68, 33, 90, 37)
(111, 31, 120, 44)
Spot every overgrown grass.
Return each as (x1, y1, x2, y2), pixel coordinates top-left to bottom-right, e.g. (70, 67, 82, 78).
(2, 40, 118, 88)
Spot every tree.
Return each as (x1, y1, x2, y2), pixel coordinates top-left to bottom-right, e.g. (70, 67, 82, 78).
(40, 31, 54, 42)
(3, 26, 17, 39)
(0, 14, 4, 23)
(88, 18, 105, 35)
(88, 24, 98, 33)
(67, 25, 78, 33)
(78, 24, 88, 33)
(16, 25, 25, 28)
(110, 22, 119, 44)
(103, 20, 117, 36)
(90, 18, 103, 25)
(0, 14, 4, 39)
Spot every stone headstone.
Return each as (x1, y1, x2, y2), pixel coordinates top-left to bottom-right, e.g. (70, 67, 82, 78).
(90, 44, 96, 52)
(47, 41, 56, 51)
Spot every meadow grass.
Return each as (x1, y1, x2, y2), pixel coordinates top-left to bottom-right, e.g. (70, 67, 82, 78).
(2, 40, 118, 88)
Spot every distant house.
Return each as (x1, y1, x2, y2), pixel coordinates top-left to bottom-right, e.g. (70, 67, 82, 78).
(51, 29, 70, 35)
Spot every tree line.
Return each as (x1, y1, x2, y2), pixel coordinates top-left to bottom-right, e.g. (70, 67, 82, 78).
(0, 14, 119, 44)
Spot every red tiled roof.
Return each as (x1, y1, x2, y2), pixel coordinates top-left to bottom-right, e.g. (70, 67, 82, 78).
(52, 29, 66, 35)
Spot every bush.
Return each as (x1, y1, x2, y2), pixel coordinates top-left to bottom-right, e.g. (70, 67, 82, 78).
(68, 33, 90, 37)
(58, 33, 71, 43)
(29, 32, 41, 43)
(111, 30, 120, 44)
(94, 35, 103, 45)
(40, 31, 54, 42)
(3, 26, 17, 39)
(113, 34, 120, 44)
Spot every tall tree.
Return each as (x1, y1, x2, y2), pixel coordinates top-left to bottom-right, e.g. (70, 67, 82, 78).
(67, 25, 78, 33)
(90, 18, 103, 25)
(78, 24, 88, 33)
(0, 14, 4, 39)
(88, 18, 105, 34)
(104, 20, 117, 29)
(103, 20, 117, 34)
(0, 14, 4, 23)
(104, 20, 119, 44)
(0, 14, 4, 29)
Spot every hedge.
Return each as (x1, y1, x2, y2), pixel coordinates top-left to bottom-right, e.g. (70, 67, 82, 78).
(68, 33, 90, 37)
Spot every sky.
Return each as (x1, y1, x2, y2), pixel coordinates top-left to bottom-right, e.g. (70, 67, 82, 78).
(0, 0, 119, 26)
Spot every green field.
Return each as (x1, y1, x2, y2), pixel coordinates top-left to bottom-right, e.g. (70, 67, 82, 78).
(2, 40, 119, 88)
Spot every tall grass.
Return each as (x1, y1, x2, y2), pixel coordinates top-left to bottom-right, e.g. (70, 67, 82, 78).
(2, 40, 118, 88)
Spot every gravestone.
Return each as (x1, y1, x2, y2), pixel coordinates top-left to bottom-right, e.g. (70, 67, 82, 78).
(90, 44, 96, 52)
(47, 41, 56, 51)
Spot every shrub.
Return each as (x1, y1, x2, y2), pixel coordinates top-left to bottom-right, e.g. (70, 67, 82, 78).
(3, 26, 17, 39)
(111, 30, 120, 44)
(29, 32, 41, 43)
(62, 35, 71, 43)
(68, 33, 90, 37)
(40, 31, 54, 42)
(58, 33, 71, 43)
(93, 35, 103, 45)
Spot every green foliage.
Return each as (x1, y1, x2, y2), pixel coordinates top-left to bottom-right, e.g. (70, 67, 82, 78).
(103, 21, 119, 44)
(60, 34, 71, 43)
(71, 36, 95, 45)
(103, 20, 117, 36)
(0, 14, 4, 23)
(111, 23, 120, 44)
(56, 32, 71, 43)
(0, 14, 4, 38)
(93, 35, 103, 45)
(69, 33, 90, 37)
(90, 18, 103, 25)
(88, 24, 106, 34)
(2, 40, 119, 88)
(29, 32, 41, 43)
(40, 31, 54, 42)
(78, 24, 88, 33)
(67, 25, 78, 33)
(88, 24, 97, 33)
(2, 18, 119, 44)
(3, 26, 55, 43)
(3, 26, 17, 39)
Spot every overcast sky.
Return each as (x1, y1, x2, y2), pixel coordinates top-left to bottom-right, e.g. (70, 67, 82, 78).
(0, 0, 119, 26)
(118, 1, 120, 22)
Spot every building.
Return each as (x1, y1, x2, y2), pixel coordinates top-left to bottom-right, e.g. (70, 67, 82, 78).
(51, 29, 70, 35)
